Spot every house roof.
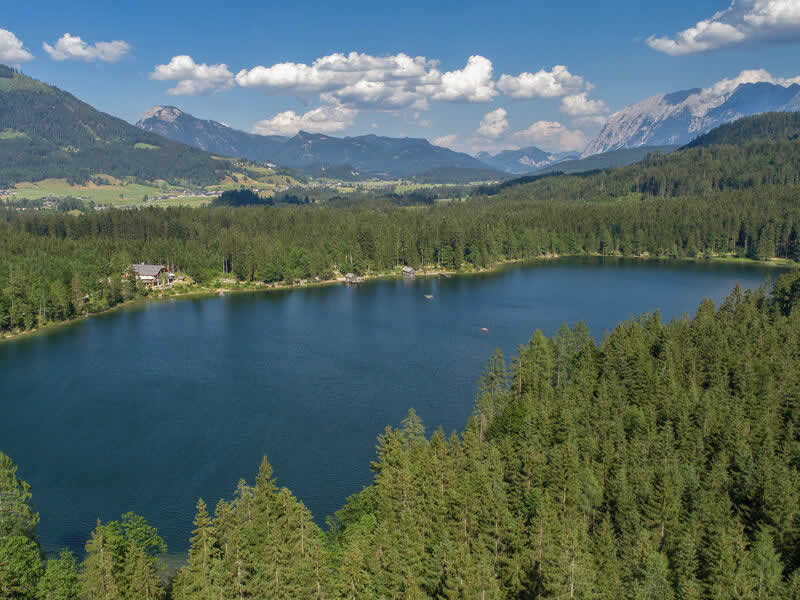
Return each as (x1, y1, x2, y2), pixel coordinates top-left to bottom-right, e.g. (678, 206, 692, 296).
(131, 263, 165, 277)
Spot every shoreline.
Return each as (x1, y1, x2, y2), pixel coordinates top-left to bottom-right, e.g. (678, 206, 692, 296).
(2, 253, 795, 344)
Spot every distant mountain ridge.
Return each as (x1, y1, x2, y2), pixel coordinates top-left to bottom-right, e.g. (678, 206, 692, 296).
(136, 106, 287, 162)
(137, 106, 491, 178)
(533, 146, 679, 176)
(476, 147, 579, 174)
(584, 81, 800, 157)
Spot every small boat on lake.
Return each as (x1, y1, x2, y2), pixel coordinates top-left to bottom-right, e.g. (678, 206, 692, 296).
(424, 294, 434, 299)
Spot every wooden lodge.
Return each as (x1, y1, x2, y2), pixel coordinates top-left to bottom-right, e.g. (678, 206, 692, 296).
(129, 263, 174, 286)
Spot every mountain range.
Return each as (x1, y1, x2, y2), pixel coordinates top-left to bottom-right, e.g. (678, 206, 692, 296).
(141, 80, 800, 179)
(475, 147, 579, 174)
(5, 62, 800, 189)
(583, 81, 800, 157)
(137, 106, 491, 178)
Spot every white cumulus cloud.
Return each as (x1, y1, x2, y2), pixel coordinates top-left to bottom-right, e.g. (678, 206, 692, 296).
(431, 55, 498, 102)
(151, 55, 234, 95)
(238, 52, 498, 108)
(43, 33, 130, 62)
(513, 121, 588, 152)
(237, 52, 437, 109)
(648, 0, 800, 55)
(497, 65, 585, 99)
(477, 108, 509, 138)
(702, 68, 800, 98)
(251, 104, 358, 136)
(560, 92, 609, 116)
(0, 29, 34, 63)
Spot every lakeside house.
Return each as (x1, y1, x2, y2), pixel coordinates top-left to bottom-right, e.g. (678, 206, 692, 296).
(129, 263, 174, 286)
(402, 266, 416, 278)
(345, 273, 363, 284)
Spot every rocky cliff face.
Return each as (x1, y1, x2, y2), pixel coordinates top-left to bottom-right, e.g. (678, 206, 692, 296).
(583, 82, 800, 157)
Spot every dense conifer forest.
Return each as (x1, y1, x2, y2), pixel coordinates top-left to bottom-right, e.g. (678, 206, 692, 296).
(3, 271, 800, 598)
(5, 129, 800, 334)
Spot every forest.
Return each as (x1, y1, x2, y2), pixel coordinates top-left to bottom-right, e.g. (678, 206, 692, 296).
(3, 168, 800, 334)
(3, 270, 800, 599)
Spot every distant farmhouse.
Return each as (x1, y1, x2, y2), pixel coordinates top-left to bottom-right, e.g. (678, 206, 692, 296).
(128, 263, 174, 286)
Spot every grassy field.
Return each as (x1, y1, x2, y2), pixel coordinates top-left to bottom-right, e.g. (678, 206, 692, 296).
(153, 196, 212, 208)
(6, 172, 489, 209)
(12, 179, 168, 206)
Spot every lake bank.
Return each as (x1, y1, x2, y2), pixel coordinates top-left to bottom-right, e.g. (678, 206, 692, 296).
(2, 252, 795, 344)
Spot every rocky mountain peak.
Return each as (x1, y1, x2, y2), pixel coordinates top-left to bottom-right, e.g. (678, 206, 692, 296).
(139, 106, 184, 123)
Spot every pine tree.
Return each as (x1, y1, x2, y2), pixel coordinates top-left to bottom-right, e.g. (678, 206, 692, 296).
(82, 522, 123, 600)
(175, 499, 219, 600)
(37, 549, 81, 600)
(0, 535, 42, 600)
(748, 528, 785, 600)
(0, 452, 40, 540)
(123, 542, 163, 600)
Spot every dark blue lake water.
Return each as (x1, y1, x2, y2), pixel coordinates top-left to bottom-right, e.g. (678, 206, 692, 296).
(0, 257, 786, 554)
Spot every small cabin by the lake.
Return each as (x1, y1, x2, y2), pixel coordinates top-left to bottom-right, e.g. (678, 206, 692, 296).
(402, 266, 416, 278)
(345, 273, 363, 285)
(129, 263, 174, 286)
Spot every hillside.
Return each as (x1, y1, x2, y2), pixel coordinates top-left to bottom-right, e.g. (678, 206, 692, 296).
(136, 106, 288, 162)
(532, 145, 678, 176)
(488, 112, 800, 205)
(411, 166, 510, 184)
(584, 81, 800, 156)
(684, 111, 800, 149)
(137, 106, 493, 178)
(0, 66, 234, 188)
(476, 146, 579, 174)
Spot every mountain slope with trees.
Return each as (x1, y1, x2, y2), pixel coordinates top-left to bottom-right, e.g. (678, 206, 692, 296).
(0, 66, 234, 188)
(684, 111, 800, 149)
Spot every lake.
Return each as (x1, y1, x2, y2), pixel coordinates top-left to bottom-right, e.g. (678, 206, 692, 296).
(0, 257, 786, 554)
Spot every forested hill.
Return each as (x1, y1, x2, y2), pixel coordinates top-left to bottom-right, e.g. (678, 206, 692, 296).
(684, 111, 800, 149)
(490, 111, 800, 202)
(0, 65, 234, 187)
(3, 273, 800, 598)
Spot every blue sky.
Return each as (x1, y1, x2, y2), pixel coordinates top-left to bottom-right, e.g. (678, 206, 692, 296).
(2, 0, 799, 154)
